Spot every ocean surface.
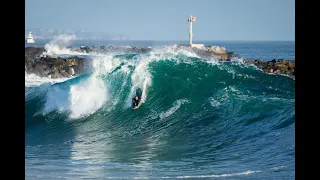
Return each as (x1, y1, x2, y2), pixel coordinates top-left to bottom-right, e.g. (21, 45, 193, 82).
(25, 38, 295, 179)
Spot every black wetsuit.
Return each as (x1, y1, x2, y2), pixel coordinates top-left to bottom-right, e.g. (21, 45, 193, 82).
(132, 98, 140, 108)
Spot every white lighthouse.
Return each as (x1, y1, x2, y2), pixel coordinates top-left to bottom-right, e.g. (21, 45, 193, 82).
(187, 15, 204, 48)
(187, 15, 196, 44)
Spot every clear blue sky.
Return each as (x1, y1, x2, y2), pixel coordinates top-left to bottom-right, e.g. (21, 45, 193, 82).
(25, 0, 295, 41)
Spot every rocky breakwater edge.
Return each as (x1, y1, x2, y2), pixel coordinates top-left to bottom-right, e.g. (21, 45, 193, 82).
(25, 46, 90, 79)
(245, 59, 295, 79)
(25, 45, 295, 79)
(178, 45, 295, 79)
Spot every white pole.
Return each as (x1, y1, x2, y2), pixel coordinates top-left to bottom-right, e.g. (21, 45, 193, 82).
(189, 16, 193, 45)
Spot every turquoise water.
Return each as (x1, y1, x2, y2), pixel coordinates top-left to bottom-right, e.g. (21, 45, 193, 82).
(25, 41, 295, 179)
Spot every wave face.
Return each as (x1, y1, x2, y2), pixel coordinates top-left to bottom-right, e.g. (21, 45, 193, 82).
(25, 44, 295, 179)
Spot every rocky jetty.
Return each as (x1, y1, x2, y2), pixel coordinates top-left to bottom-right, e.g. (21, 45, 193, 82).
(245, 59, 295, 78)
(176, 45, 239, 61)
(77, 45, 153, 54)
(76, 45, 239, 61)
(25, 46, 295, 79)
(181, 45, 295, 78)
(25, 47, 88, 78)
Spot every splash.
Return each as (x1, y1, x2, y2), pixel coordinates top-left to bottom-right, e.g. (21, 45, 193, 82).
(42, 75, 108, 119)
(43, 34, 80, 55)
(69, 76, 107, 119)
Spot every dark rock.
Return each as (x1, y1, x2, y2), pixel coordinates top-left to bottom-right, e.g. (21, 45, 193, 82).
(244, 59, 295, 78)
(25, 47, 89, 79)
(80, 46, 91, 53)
(25, 47, 45, 61)
(269, 59, 276, 64)
(61, 71, 71, 78)
(55, 72, 64, 79)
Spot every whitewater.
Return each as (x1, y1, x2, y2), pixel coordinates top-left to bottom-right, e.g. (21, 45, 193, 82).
(25, 36, 295, 179)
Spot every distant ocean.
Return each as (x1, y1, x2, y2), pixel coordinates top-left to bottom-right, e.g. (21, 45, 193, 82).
(26, 40, 295, 60)
(26, 39, 295, 179)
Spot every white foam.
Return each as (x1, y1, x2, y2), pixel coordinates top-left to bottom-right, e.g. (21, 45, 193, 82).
(231, 56, 245, 64)
(236, 73, 256, 79)
(209, 97, 221, 107)
(204, 58, 220, 66)
(161, 170, 262, 179)
(229, 86, 239, 92)
(25, 71, 69, 87)
(159, 99, 189, 120)
(266, 71, 295, 80)
(120, 65, 131, 74)
(69, 76, 107, 119)
(43, 75, 107, 119)
(271, 165, 286, 170)
(43, 34, 76, 55)
(262, 97, 294, 102)
(91, 54, 122, 75)
(43, 34, 86, 56)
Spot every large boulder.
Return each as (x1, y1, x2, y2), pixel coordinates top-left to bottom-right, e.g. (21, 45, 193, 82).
(25, 47, 45, 60)
(207, 46, 227, 54)
(189, 45, 232, 61)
